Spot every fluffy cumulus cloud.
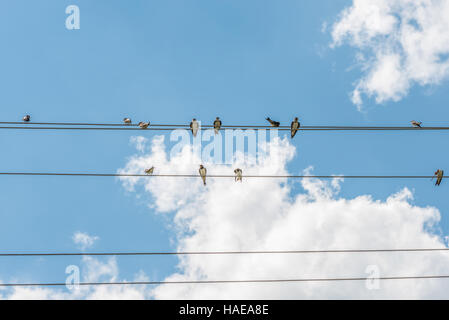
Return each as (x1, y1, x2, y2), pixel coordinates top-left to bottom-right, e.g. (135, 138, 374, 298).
(72, 231, 99, 251)
(130, 136, 149, 153)
(116, 135, 449, 299)
(331, 0, 449, 108)
(3, 135, 449, 299)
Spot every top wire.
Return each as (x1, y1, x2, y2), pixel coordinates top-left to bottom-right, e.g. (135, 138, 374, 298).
(1, 121, 449, 131)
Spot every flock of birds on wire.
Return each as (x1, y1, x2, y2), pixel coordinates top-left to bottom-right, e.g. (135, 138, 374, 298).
(20, 114, 444, 187)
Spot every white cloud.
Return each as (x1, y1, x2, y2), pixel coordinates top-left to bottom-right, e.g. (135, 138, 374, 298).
(1, 256, 152, 300)
(3, 135, 449, 299)
(72, 232, 99, 251)
(1, 230, 152, 300)
(130, 136, 149, 153)
(1, 229, 150, 299)
(115, 135, 449, 299)
(331, 0, 449, 108)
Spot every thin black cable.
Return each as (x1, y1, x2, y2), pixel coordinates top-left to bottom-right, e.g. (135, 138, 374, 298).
(1, 125, 449, 131)
(0, 122, 285, 128)
(2, 121, 449, 129)
(0, 172, 437, 179)
(1, 275, 449, 287)
(1, 247, 449, 257)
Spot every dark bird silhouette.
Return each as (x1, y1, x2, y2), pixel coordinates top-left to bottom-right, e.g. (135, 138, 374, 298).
(266, 117, 280, 127)
(145, 167, 154, 175)
(190, 119, 199, 137)
(199, 165, 207, 186)
(234, 168, 243, 182)
(291, 117, 300, 138)
(411, 120, 422, 128)
(434, 169, 444, 186)
(213, 117, 222, 134)
(138, 121, 150, 129)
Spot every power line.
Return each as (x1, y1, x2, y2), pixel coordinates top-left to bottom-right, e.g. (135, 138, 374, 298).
(0, 126, 177, 131)
(4, 121, 448, 127)
(0, 122, 145, 127)
(1, 125, 449, 131)
(1, 122, 294, 128)
(3, 121, 449, 129)
(0, 172, 438, 179)
(1, 275, 449, 287)
(1, 126, 449, 131)
(1, 247, 449, 257)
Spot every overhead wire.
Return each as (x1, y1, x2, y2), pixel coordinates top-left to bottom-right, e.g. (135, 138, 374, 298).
(0, 172, 438, 179)
(0, 121, 449, 131)
(1, 247, 449, 257)
(0, 126, 449, 131)
(1, 275, 449, 287)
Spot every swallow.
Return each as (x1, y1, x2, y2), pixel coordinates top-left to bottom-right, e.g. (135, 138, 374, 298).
(123, 118, 132, 124)
(434, 169, 444, 186)
(411, 120, 422, 128)
(234, 168, 243, 182)
(213, 117, 222, 134)
(138, 121, 150, 129)
(199, 165, 207, 186)
(145, 167, 154, 175)
(266, 117, 280, 127)
(291, 117, 300, 138)
(23, 115, 30, 122)
(190, 119, 199, 137)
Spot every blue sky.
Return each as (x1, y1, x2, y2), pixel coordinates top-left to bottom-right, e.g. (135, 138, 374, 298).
(1, 0, 449, 296)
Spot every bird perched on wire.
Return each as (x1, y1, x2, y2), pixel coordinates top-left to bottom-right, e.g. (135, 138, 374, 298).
(213, 117, 222, 134)
(138, 121, 150, 129)
(291, 117, 300, 138)
(234, 168, 243, 182)
(266, 117, 280, 127)
(411, 120, 422, 128)
(190, 118, 199, 137)
(123, 118, 132, 124)
(433, 169, 444, 186)
(23, 115, 30, 122)
(145, 167, 154, 175)
(199, 165, 207, 186)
